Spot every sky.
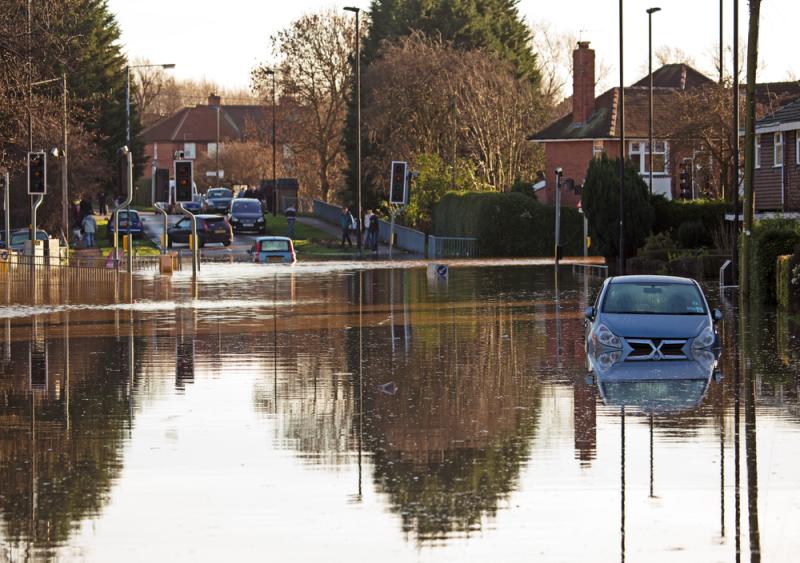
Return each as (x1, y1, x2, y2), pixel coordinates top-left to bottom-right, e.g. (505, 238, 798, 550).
(108, 0, 799, 96)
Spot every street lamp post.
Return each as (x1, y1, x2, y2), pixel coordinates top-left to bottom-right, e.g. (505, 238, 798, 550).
(618, 0, 626, 275)
(265, 69, 277, 216)
(344, 6, 362, 251)
(647, 7, 661, 197)
(125, 63, 175, 145)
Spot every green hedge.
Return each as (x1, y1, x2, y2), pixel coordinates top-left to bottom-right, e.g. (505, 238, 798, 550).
(750, 219, 800, 303)
(433, 191, 585, 257)
(651, 197, 730, 247)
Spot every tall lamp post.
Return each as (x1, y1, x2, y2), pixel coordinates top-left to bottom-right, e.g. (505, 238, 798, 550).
(125, 63, 175, 145)
(344, 6, 362, 251)
(618, 0, 626, 274)
(265, 69, 277, 216)
(647, 7, 661, 196)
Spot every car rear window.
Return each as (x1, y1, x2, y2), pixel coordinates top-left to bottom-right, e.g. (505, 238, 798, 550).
(208, 189, 232, 198)
(602, 282, 706, 315)
(118, 211, 138, 220)
(203, 218, 227, 229)
(260, 240, 290, 252)
(233, 201, 262, 213)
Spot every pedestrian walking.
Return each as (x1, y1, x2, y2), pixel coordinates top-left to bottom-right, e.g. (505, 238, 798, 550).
(98, 191, 107, 215)
(339, 206, 353, 248)
(369, 211, 379, 251)
(81, 211, 97, 247)
(363, 210, 372, 248)
(285, 206, 297, 239)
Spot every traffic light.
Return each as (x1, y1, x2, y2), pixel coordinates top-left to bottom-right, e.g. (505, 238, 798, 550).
(174, 160, 193, 202)
(389, 161, 408, 205)
(679, 158, 693, 200)
(155, 168, 170, 203)
(27, 151, 47, 195)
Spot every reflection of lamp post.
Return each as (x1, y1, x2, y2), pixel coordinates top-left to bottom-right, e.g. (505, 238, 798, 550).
(646, 7, 661, 196)
(344, 6, 362, 250)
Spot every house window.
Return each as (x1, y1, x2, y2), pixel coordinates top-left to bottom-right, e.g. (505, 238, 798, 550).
(207, 143, 222, 158)
(774, 132, 783, 167)
(593, 140, 605, 158)
(755, 135, 761, 168)
(629, 141, 667, 174)
(796, 133, 800, 165)
(183, 143, 196, 160)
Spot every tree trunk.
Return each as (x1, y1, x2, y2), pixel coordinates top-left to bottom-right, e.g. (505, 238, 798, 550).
(740, 0, 761, 296)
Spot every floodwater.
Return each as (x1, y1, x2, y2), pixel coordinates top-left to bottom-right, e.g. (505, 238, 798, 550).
(0, 261, 798, 562)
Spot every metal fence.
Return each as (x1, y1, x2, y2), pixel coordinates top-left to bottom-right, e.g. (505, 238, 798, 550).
(1, 253, 122, 284)
(428, 236, 478, 259)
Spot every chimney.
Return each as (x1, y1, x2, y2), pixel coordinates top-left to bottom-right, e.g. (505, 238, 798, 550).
(208, 93, 221, 106)
(572, 42, 596, 124)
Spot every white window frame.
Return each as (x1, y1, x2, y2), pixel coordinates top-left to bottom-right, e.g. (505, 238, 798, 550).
(628, 140, 668, 175)
(796, 133, 800, 165)
(592, 140, 605, 158)
(774, 132, 783, 167)
(183, 142, 196, 160)
(755, 134, 761, 168)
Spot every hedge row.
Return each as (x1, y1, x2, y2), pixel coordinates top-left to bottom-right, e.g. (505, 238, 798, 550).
(750, 219, 800, 303)
(433, 191, 585, 257)
(651, 196, 730, 247)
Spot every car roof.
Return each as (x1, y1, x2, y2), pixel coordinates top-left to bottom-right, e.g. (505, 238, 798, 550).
(232, 198, 260, 203)
(254, 236, 292, 242)
(193, 214, 225, 219)
(609, 275, 695, 285)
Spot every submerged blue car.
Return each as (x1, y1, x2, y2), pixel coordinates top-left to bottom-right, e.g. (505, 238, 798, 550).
(585, 275, 722, 363)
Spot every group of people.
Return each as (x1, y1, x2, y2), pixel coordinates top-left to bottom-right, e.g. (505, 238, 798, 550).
(71, 194, 103, 248)
(339, 207, 379, 251)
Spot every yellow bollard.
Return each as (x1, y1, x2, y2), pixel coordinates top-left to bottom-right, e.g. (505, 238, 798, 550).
(122, 235, 129, 252)
(161, 234, 168, 249)
(188, 234, 194, 251)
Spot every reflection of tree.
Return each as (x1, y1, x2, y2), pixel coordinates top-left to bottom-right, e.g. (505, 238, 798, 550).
(361, 300, 541, 541)
(0, 335, 130, 549)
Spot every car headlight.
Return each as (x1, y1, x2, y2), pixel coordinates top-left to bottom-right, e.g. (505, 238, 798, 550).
(593, 323, 622, 349)
(692, 326, 716, 349)
(596, 350, 622, 371)
(230, 217, 239, 222)
(256, 217, 264, 222)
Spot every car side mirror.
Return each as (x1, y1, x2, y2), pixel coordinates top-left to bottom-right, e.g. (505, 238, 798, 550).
(584, 306, 595, 321)
(712, 308, 723, 322)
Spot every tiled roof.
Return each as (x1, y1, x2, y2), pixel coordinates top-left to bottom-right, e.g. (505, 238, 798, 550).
(141, 104, 271, 143)
(529, 86, 682, 141)
(756, 97, 800, 128)
(530, 63, 711, 142)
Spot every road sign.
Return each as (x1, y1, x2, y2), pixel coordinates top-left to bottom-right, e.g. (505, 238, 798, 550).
(27, 151, 47, 195)
(389, 161, 408, 205)
(206, 170, 224, 178)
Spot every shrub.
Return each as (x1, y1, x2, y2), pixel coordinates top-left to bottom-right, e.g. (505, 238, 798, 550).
(582, 154, 653, 264)
(750, 219, 800, 303)
(677, 220, 708, 249)
(433, 191, 584, 257)
(651, 197, 729, 248)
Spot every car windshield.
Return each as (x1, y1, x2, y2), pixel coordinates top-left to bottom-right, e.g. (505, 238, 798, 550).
(11, 232, 46, 245)
(118, 211, 138, 220)
(208, 189, 232, 199)
(260, 240, 290, 252)
(233, 201, 261, 213)
(602, 282, 707, 315)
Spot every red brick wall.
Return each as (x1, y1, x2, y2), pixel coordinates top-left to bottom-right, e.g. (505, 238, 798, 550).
(541, 140, 594, 206)
(785, 130, 800, 211)
(141, 141, 211, 179)
(754, 132, 784, 210)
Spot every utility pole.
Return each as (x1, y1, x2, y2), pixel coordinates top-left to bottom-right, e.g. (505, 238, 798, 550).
(450, 95, 457, 191)
(61, 72, 68, 240)
(345, 6, 362, 251)
(741, 0, 762, 296)
(647, 7, 661, 196)
(731, 0, 740, 285)
(554, 168, 563, 264)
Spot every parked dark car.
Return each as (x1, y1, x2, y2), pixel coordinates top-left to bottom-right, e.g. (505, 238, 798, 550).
(108, 209, 144, 238)
(0, 229, 49, 251)
(167, 214, 232, 248)
(227, 198, 265, 233)
(584, 275, 722, 365)
(203, 187, 233, 214)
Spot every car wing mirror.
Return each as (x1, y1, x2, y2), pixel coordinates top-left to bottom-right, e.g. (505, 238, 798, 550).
(584, 306, 595, 321)
(712, 308, 723, 322)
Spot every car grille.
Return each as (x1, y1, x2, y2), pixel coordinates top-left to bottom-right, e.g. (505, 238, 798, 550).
(624, 338, 687, 361)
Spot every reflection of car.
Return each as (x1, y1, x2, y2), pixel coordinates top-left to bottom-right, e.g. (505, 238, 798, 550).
(108, 209, 144, 238)
(228, 198, 265, 233)
(249, 236, 296, 264)
(0, 229, 49, 251)
(585, 275, 722, 362)
(590, 356, 719, 414)
(202, 187, 233, 214)
(167, 214, 232, 248)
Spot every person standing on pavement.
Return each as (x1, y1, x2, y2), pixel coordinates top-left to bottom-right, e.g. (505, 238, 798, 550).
(363, 210, 372, 249)
(81, 211, 97, 247)
(369, 211, 379, 251)
(285, 206, 297, 239)
(339, 206, 353, 248)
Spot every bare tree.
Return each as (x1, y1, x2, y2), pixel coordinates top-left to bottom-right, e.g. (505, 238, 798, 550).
(251, 9, 354, 203)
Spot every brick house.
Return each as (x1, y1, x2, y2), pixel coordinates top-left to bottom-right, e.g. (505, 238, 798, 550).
(753, 97, 800, 211)
(140, 93, 272, 182)
(528, 42, 714, 207)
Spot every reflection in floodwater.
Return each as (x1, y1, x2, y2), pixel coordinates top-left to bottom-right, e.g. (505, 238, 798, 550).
(0, 265, 798, 560)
